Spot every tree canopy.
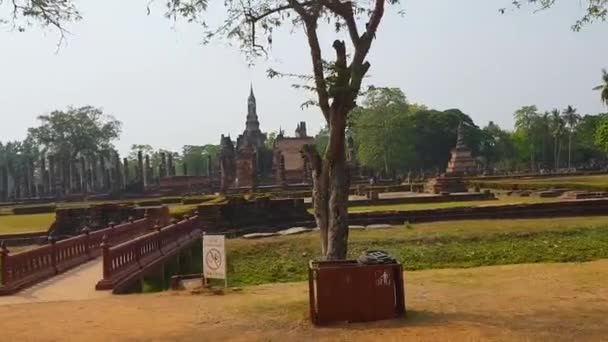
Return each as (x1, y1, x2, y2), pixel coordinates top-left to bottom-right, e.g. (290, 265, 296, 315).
(27, 106, 122, 159)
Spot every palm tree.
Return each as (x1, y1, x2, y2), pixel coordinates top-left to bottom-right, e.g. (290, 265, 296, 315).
(593, 68, 608, 107)
(562, 105, 581, 170)
(550, 109, 565, 170)
(538, 112, 551, 169)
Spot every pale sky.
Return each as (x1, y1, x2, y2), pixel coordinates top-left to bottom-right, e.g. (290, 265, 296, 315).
(1, 0, 606, 155)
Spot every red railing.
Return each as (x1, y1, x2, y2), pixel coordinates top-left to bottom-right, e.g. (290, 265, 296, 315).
(96, 216, 201, 291)
(0, 217, 152, 295)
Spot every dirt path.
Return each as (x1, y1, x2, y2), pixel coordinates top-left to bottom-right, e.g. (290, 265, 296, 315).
(1, 260, 607, 341)
(0, 259, 110, 306)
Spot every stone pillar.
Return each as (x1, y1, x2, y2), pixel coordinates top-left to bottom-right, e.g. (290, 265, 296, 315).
(58, 157, 66, 197)
(137, 151, 144, 185)
(159, 152, 167, 178)
(123, 158, 129, 189)
(80, 157, 86, 193)
(0, 166, 4, 202)
(86, 168, 92, 193)
(104, 169, 111, 192)
(167, 153, 174, 176)
(144, 154, 151, 187)
(24, 159, 31, 198)
(114, 152, 122, 192)
(100, 155, 108, 191)
(0, 165, 6, 201)
(66, 159, 73, 195)
(206, 155, 212, 177)
(29, 158, 36, 198)
(48, 155, 56, 196)
(90, 155, 97, 192)
(40, 155, 47, 196)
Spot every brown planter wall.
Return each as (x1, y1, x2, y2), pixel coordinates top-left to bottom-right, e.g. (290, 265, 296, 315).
(308, 260, 406, 325)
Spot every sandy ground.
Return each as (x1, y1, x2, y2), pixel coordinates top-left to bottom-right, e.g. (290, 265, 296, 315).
(0, 259, 110, 306)
(1, 260, 607, 342)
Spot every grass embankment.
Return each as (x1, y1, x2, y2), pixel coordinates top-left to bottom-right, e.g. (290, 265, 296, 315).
(472, 174, 608, 191)
(0, 195, 223, 235)
(0, 213, 55, 235)
(224, 216, 608, 287)
(348, 195, 560, 213)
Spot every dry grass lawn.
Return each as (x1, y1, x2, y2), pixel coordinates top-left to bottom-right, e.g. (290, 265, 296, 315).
(0, 260, 606, 341)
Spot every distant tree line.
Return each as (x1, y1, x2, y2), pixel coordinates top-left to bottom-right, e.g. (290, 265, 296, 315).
(314, 84, 608, 177)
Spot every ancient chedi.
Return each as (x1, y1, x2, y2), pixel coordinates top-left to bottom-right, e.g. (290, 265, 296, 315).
(218, 85, 313, 190)
(425, 122, 477, 193)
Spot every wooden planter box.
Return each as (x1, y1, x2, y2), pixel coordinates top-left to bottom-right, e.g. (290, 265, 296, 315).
(308, 260, 406, 325)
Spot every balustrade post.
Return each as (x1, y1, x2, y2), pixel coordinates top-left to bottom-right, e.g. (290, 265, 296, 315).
(108, 221, 116, 243)
(101, 235, 111, 280)
(135, 239, 142, 269)
(169, 218, 180, 247)
(182, 214, 192, 239)
(143, 212, 150, 230)
(1, 242, 9, 286)
(155, 223, 164, 255)
(81, 226, 92, 259)
(48, 235, 58, 274)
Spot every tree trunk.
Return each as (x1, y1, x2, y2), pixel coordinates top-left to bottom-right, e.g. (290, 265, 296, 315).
(303, 146, 329, 255)
(557, 140, 562, 170)
(530, 143, 535, 171)
(324, 110, 350, 260)
(568, 132, 572, 169)
(303, 110, 350, 260)
(554, 137, 558, 170)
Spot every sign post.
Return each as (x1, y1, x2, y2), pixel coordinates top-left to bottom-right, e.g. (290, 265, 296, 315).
(202, 233, 227, 288)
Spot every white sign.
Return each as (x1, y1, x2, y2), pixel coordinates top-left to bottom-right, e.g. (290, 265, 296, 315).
(203, 234, 226, 280)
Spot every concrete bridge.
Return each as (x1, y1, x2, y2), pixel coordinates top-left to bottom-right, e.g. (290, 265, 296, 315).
(0, 215, 202, 304)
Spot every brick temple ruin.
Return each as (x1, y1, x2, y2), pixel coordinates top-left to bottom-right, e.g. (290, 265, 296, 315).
(425, 122, 477, 194)
(218, 85, 314, 190)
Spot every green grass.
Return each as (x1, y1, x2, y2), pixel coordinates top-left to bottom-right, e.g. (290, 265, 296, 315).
(348, 195, 560, 213)
(169, 204, 199, 217)
(473, 174, 608, 191)
(0, 213, 55, 234)
(224, 216, 608, 286)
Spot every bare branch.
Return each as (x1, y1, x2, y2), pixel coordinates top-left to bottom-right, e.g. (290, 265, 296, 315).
(323, 0, 360, 47)
(348, 0, 385, 103)
(246, 1, 316, 22)
(296, 3, 330, 121)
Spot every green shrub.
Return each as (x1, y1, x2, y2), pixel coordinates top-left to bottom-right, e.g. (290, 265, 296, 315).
(197, 195, 228, 207)
(161, 197, 183, 204)
(137, 199, 163, 207)
(182, 195, 218, 205)
(12, 204, 57, 215)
